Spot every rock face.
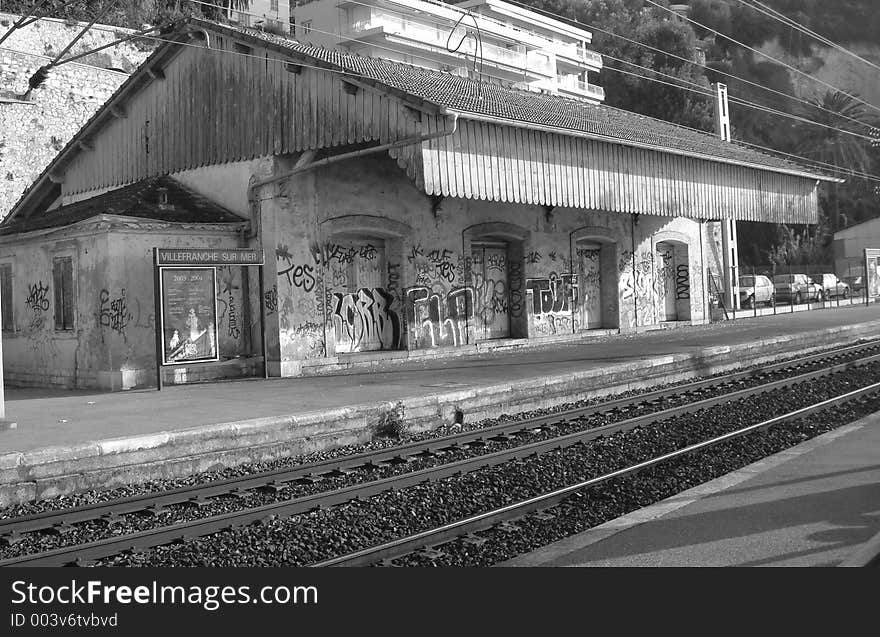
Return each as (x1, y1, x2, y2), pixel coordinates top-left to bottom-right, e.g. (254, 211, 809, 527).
(0, 13, 155, 219)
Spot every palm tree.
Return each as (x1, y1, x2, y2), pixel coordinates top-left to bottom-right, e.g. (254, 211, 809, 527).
(792, 90, 878, 231)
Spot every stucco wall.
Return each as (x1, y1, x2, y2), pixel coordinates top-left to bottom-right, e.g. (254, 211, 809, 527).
(0, 150, 716, 388)
(0, 218, 247, 389)
(0, 13, 153, 220)
(258, 153, 709, 376)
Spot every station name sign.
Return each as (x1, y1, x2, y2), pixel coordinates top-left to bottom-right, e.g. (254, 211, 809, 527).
(156, 248, 264, 266)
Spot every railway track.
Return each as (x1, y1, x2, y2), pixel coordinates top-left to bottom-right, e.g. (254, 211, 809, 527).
(315, 381, 880, 567)
(2, 340, 880, 567)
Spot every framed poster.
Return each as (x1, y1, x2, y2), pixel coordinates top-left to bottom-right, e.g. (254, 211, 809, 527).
(866, 249, 880, 301)
(159, 267, 219, 364)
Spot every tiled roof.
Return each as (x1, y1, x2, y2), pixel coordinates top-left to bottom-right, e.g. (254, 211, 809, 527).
(3, 17, 835, 228)
(0, 176, 245, 235)
(215, 20, 830, 178)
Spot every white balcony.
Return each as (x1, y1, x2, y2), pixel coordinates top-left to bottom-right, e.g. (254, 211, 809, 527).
(337, 0, 548, 50)
(557, 75, 605, 102)
(553, 41, 603, 71)
(344, 15, 555, 78)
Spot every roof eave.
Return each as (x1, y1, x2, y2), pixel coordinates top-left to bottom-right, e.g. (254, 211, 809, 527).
(448, 109, 843, 183)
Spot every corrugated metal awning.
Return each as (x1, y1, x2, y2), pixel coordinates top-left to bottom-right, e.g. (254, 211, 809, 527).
(398, 116, 820, 224)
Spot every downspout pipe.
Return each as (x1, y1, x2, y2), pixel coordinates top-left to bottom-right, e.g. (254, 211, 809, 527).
(246, 110, 458, 238)
(244, 110, 458, 372)
(249, 111, 459, 193)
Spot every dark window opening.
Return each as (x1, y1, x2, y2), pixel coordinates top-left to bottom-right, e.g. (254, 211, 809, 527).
(53, 256, 74, 330)
(0, 264, 12, 331)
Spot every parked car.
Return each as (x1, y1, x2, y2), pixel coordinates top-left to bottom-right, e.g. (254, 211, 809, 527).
(841, 275, 864, 293)
(812, 273, 850, 299)
(772, 273, 823, 304)
(738, 275, 774, 308)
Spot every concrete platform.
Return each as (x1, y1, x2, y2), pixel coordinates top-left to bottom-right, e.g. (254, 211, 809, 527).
(2, 304, 880, 506)
(501, 411, 880, 567)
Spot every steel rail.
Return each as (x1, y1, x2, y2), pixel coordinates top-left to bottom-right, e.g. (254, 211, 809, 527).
(313, 381, 880, 567)
(3, 351, 880, 567)
(2, 339, 876, 543)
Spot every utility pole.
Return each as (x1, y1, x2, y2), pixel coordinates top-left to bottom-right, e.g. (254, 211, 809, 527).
(714, 82, 740, 311)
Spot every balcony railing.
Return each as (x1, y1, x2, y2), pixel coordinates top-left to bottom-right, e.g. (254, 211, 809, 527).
(338, 0, 594, 52)
(553, 41, 603, 67)
(557, 75, 605, 100)
(347, 17, 531, 69)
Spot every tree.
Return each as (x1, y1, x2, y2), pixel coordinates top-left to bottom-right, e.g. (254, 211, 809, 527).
(793, 90, 878, 232)
(523, 0, 714, 130)
(766, 222, 831, 267)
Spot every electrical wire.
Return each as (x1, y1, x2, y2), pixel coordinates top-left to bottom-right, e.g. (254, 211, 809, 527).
(19, 0, 874, 148)
(8, 6, 872, 183)
(601, 51, 879, 144)
(733, 0, 880, 76)
(200, 0, 878, 145)
(445, 10, 484, 85)
(641, 0, 880, 117)
(120, 30, 870, 184)
(478, 0, 880, 137)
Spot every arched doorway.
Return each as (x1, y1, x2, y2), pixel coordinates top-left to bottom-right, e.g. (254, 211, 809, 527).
(571, 228, 619, 330)
(655, 239, 691, 322)
(319, 216, 408, 354)
(471, 241, 511, 339)
(577, 242, 601, 328)
(463, 222, 529, 341)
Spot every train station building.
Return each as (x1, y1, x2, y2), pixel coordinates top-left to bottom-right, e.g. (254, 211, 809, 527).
(0, 19, 837, 390)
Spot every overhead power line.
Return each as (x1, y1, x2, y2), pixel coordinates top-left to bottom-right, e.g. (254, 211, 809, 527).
(200, 0, 879, 146)
(641, 0, 880, 117)
(734, 0, 880, 76)
(497, 0, 879, 134)
(126, 30, 875, 184)
(10, 6, 873, 183)
(600, 52, 878, 144)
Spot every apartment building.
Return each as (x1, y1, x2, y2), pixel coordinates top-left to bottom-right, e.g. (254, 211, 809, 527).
(227, 0, 292, 33)
(291, 0, 604, 102)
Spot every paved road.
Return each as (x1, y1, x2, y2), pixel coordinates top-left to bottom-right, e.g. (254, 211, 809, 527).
(2, 304, 879, 453)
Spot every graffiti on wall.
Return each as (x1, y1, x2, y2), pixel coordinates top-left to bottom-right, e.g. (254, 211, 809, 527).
(317, 242, 378, 265)
(508, 261, 524, 320)
(277, 244, 317, 292)
(675, 263, 691, 300)
(619, 250, 657, 327)
(280, 321, 324, 359)
(405, 286, 474, 348)
(216, 267, 242, 341)
(635, 252, 657, 326)
(525, 273, 576, 315)
(408, 244, 459, 286)
(98, 288, 133, 336)
(265, 284, 278, 315)
(23, 280, 58, 367)
(472, 271, 508, 327)
(655, 249, 674, 300)
(526, 273, 578, 337)
(530, 312, 577, 336)
(330, 287, 401, 353)
(26, 281, 50, 313)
